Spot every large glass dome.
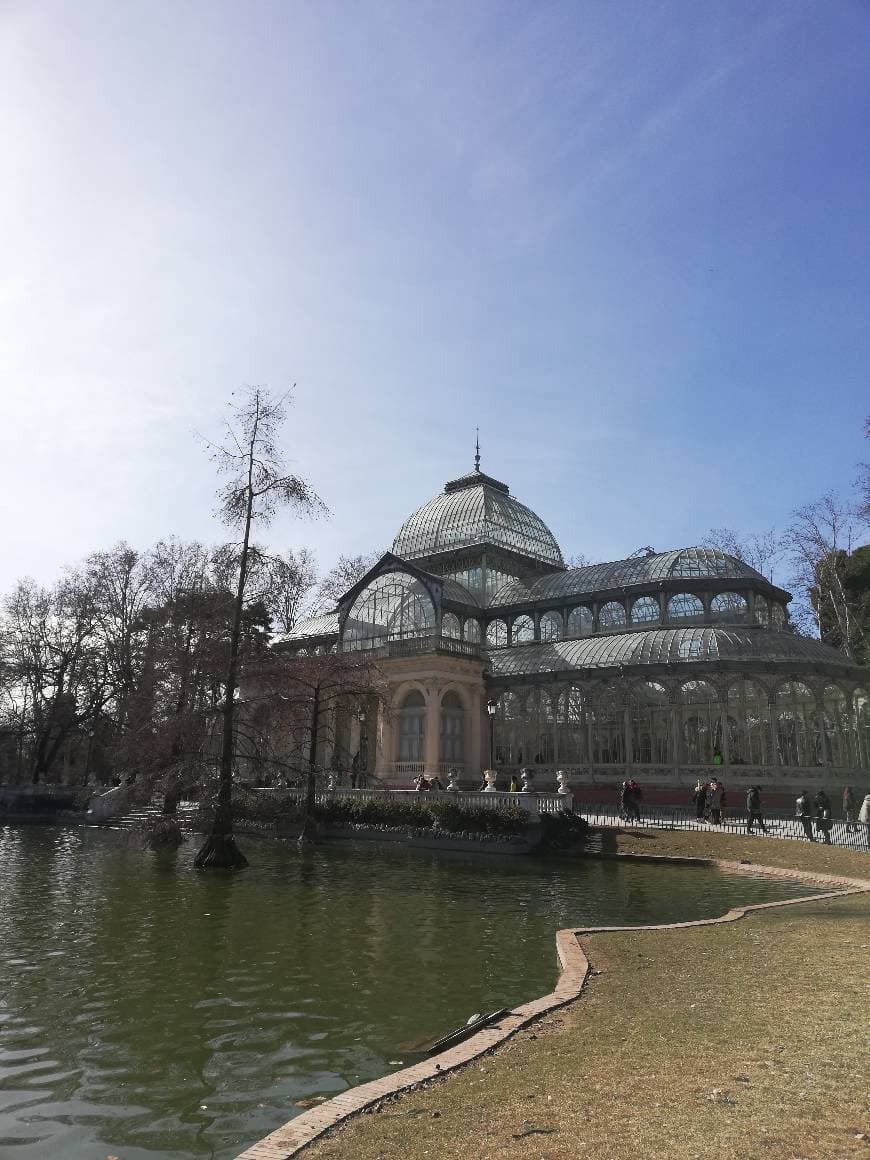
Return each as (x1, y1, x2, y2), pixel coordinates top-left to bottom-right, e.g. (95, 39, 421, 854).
(392, 468, 564, 568)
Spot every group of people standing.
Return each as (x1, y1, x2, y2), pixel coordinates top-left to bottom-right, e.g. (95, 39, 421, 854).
(692, 777, 728, 825)
(413, 772, 444, 791)
(690, 780, 870, 843)
(619, 778, 642, 822)
(797, 786, 870, 845)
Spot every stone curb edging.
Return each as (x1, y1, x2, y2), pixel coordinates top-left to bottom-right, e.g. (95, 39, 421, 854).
(234, 855, 870, 1160)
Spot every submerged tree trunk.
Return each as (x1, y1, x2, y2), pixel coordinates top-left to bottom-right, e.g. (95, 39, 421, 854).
(194, 420, 259, 871)
(298, 680, 321, 845)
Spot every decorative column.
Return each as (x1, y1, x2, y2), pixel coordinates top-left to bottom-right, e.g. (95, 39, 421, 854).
(468, 688, 482, 778)
(321, 705, 336, 772)
(373, 699, 394, 778)
(423, 685, 441, 775)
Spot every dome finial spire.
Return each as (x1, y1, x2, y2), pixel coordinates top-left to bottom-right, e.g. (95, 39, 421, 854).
(474, 428, 481, 472)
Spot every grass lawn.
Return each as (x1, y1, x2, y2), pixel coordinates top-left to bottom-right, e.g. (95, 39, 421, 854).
(301, 829, 870, 1160)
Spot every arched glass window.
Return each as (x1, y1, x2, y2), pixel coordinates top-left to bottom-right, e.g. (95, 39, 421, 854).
(525, 688, 556, 764)
(598, 601, 626, 629)
(776, 681, 817, 766)
(823, 684, 853, 767)
(727, 679, 769, 764)
(679, 679, 719, 764)
(343, 571, 435, 651)
(632, 681, 670, 763)
(710, 592, 748, 622)
(630, 596, 660, 625)
(558, 686, 587, 764)
(398, 689, 426, 763)
(754, 596, 769, 626)
(496, 690, 527, 765)
(442, 612, 461, 639)
(539, 611, 562, 642)
(486, 619, 508, 649)
(463, 618, 481, 643)
(668, 593, 704, 621)
(589, 689, 624, 763)
(512, 615, 535, 644)
(440, 690, 464, 763)
(566, 606, 593, 638)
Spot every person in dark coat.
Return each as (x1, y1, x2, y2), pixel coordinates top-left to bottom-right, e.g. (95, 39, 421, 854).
(707, 778, 724, 825)
(746, 785, 768, 834)
(796, 791, 815, 841)
(813, 789, 833, 844)
(693, 779, 707, 820)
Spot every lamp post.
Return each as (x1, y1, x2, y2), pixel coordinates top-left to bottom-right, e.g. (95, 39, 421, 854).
(486, 699, 497, 773)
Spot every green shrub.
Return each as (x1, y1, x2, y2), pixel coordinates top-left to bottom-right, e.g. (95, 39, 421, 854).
(231, 791, 528, 837)
(538, 809, 590, 850)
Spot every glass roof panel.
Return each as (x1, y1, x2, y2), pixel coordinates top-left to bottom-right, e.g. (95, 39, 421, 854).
(518, 548, 766, 604)
(487, 627, 860, 678)
(392, 474, 563, 567)
(276, 612, 340, 642)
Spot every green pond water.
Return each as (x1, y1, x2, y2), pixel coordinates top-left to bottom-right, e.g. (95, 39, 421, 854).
(0, 825, 815, 1160)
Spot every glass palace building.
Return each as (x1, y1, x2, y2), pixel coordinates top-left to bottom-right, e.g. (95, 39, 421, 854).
(281, 460, 870, 798)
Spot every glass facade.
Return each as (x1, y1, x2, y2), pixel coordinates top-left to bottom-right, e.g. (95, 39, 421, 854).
(277, 465, 868, 778)
(343, 571, 435, 651)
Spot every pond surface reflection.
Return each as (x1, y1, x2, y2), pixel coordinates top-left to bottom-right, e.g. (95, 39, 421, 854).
(0, 825, 812, 1159)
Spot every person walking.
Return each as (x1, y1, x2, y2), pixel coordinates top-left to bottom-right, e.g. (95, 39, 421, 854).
(707, 778, 724, 825)
(628, 778, 642, 822)
(746, 785, 768, 834)
(843, 786, 857, 833)
(858, 793, 870, 847)
(814, 789, 833, 844)
(693, 779, 707, 820)
(619, 779, 633, 822)
(796, 790, 815, 841)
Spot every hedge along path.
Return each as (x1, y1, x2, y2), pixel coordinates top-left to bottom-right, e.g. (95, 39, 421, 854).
(234, 856, 870, 1160)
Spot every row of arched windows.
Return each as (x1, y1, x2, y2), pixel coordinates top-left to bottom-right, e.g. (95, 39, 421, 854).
(493, 681, 870, 769)
(397, 689, 465, 764)
(483, 592, 786, 648)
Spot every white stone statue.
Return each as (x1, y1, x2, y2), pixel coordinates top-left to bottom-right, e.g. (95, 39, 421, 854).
(482, 768, 498, 792)
(556, 769, 571, 795)
(447, 768, 460, 791)
(520, 766, 535, 793)
(326, 771, 337, 791)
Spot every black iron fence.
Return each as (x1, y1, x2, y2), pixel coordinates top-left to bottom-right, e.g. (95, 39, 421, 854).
(575, 800, 870, 852)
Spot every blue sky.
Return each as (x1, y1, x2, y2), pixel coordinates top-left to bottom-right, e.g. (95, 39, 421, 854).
(1, 0, 868, 595)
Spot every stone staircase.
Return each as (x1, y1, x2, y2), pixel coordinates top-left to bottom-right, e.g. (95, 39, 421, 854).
(96, 798, 201, 831)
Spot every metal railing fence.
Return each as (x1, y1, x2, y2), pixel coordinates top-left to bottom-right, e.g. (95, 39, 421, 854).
(575, 800, 870, 852)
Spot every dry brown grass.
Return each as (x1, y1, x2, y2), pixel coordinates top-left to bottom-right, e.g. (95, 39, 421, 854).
(301, 831, 870, 1160)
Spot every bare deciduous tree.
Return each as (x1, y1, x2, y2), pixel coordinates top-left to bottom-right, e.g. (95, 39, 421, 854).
(316, 551, 382, 610)
(782, 492, 858, 647)
(193, 387, 326, 870)
(250, 648, 388, 843)
(701, 527, 783, 582)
